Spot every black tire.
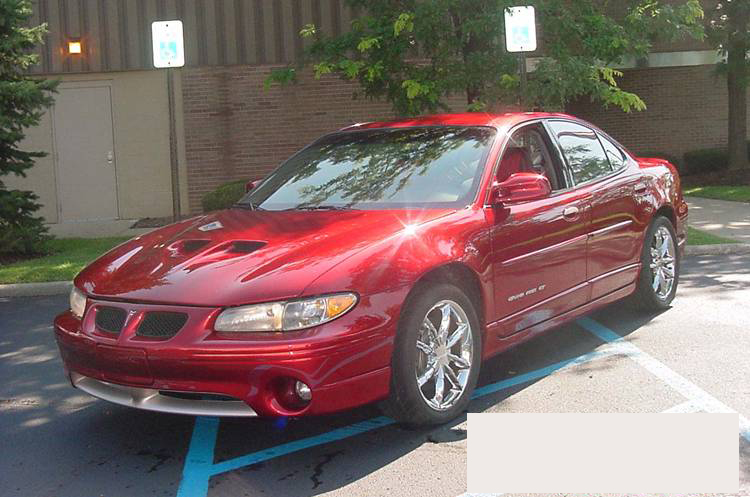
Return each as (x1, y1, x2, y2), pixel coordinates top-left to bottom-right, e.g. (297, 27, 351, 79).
(630, 216, 679, 311)
(381, 283, 482, 426)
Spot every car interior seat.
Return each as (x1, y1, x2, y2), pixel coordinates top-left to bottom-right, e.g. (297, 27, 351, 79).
(497, 147, 532, 183)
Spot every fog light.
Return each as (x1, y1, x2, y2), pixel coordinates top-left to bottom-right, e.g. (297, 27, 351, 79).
(294, 380, 312, 401)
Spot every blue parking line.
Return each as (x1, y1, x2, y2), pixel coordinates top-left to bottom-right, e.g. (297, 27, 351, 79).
(176, 417, 220, 497)
(176, 323, 615, 497)
(177, 316, 750, 497)
(211, 416, 395, 475)
(471, 347, 612, 399)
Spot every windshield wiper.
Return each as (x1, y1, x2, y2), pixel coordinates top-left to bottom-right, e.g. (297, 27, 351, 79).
(232, 201, 264, 211)
(289, 205, 354, 211)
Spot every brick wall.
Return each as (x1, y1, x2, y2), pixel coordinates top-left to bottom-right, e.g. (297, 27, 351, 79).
(182, 62, 746, 213)
(567, 64, 750, 164)
(181, 65, 467, 213)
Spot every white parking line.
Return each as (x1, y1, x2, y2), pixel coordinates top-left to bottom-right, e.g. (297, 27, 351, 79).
(578, 317, 750, 443)
(456, 317, 750, 497)
(662, 400, 704, 414)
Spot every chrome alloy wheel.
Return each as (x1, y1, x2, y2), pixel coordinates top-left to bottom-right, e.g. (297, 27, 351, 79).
(415, 300, 473, 411)
(650, 225, 676, 300)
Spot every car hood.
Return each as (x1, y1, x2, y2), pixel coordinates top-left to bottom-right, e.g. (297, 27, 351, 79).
(75, 208, 452, 306)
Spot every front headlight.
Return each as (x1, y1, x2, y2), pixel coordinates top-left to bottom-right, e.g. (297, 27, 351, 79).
(214, 293, 358, 332)
(69, 287, 87, 319)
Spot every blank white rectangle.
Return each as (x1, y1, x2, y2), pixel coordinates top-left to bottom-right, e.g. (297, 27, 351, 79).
(468, 413, 738, 494)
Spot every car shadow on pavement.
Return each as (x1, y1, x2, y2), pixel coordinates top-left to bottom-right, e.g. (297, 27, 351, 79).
(202, 300, 667, 496)
(0, 295, 667, 497)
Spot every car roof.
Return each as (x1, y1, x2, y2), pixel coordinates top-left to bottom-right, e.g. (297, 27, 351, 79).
(339, 112, 577, 132)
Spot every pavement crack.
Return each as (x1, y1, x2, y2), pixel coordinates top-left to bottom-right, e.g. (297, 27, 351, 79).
(135, 449, 172, 473)
(310, 450, 344, 489)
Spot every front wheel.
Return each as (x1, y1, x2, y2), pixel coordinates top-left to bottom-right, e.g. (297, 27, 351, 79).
(382, 283, 482, 426)
(631, 216, 679, 311)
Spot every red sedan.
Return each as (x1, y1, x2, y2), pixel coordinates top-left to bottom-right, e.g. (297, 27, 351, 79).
(54, 113, 687, 425)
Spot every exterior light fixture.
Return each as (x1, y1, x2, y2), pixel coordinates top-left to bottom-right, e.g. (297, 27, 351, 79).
(67, 40, 82, 54)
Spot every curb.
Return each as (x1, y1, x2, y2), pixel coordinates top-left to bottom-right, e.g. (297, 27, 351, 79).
(1, 244, 749, 298)
(0, 281, 72, 298)
(685, 243, 750, 256)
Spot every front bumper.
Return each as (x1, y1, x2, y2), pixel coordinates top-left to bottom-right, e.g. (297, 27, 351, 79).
(54, 294, 399, 417)
(71, 372, 259, 416)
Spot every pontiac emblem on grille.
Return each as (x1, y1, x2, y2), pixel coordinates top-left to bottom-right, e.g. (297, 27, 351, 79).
(198, 221, 223, 232)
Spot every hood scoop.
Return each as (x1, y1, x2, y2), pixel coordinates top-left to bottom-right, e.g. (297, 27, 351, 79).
(181, 240, 267, 271)
(228, 240, 266, 253)
(168, 239, 211, 257)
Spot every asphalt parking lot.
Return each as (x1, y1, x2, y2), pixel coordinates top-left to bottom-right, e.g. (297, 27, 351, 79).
(1, 254, 748, 497)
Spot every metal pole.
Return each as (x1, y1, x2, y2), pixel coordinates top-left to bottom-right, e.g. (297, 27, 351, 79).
(167, 67, 181, 222)
(518, 53, 527, 111)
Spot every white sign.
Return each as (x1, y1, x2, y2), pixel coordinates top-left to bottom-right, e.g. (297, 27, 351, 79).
(152, 20, 185, 68)
(504, 6, 537, 53)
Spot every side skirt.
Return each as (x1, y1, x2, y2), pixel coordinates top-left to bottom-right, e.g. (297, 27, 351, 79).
(482, 282, 636, 359)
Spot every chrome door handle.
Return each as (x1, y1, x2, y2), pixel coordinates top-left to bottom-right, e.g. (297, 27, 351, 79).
(562, 206, 580, 221)
(634, 183, 647, 194)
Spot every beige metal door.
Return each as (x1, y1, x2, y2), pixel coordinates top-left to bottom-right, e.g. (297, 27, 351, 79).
(54, 85, 118, 221)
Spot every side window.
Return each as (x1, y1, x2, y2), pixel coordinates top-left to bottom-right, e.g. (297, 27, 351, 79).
(547, 120, 613, 184)
(599, 133, 627, 170)
(498, 124, 566, 190)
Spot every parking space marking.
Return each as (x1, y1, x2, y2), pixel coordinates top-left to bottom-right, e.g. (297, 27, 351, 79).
(662, 400, 704, 414)
(176, 317, 750, 496)
(178, 416, 220, 497)
(176, 346, 620, 497)
(577, 317, 750, 443)
(177, 416, 397, 497)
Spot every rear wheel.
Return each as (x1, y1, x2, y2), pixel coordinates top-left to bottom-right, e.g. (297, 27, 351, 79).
(631, 216, 679, 311)
(382, 283, 481, 426)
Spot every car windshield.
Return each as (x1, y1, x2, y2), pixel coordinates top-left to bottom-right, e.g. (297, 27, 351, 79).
(237, 126, 496, 210)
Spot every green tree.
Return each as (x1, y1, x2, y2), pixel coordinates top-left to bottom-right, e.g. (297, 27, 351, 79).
(0, 0, 57, 255)
(268, 0, 703, 116)
(707, 1, 750, 171)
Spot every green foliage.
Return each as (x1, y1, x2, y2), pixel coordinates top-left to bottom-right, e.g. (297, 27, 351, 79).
(686, 226, 739, 246)
(0, 236, 130, 284)
(683, 148, 728, 175)
(0, 188, 49, 255)
(266, 0, 704, 116)
(264, 67, 297, 90)
(0, 0, 58, 256)
(684, 185, 750, 204)
(201, 180, 247, 212)
(682, 142, 750, 175)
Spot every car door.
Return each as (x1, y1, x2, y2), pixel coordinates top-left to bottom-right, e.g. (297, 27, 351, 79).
(546, 120, 644, 299)
(488, 122, 591, 337)
(585, 132, 645, 298)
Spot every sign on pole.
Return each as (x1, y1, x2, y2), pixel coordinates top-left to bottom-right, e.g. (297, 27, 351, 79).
(504, 6, 537, 53)
(152, 20, 185, 221)
(152, 20, 185, 68)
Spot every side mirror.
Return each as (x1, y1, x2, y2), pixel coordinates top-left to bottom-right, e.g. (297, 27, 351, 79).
(245, 179, 262, 193)
(492, 172, 551, 205)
